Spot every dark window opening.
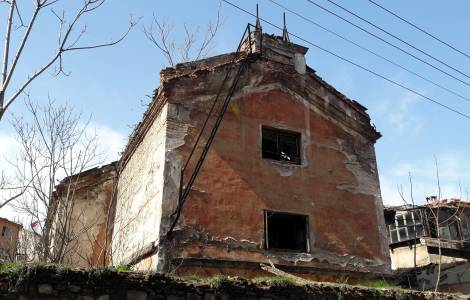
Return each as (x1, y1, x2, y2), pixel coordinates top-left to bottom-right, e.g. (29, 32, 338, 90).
(262, 127, 300, 164)
(264, 211, 308, 252)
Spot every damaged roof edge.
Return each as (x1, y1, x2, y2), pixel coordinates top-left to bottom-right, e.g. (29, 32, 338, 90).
(55, 161, 118, 191)
(385, 199, 470, 211)
(120, 49, 380, 171)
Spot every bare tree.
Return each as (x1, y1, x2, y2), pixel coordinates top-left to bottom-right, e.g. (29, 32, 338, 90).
(397, 158, 470, 292)
(432, 157, 443, 292)
(397, 172, 419, 288)
(0, 172, 22, 209)
(0, 0, 136, 121)
(143, 2, 223, 67)
(7, 96, 105, 262)
(16, 226, 39, 262)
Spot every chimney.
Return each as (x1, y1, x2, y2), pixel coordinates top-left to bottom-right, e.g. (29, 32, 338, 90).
(242, 31, 309, 74)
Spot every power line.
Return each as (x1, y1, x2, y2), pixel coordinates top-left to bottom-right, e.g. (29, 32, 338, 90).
(303, 0, 470, 89)
(367, 0, 470, 61)
(322, 0, 470, 81)
(220, 0, 470, 120)
(268, 0, 470, 104)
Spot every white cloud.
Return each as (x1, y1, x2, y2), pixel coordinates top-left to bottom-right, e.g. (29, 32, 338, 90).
(380, 152, 470, 206)
(0, 124, 127, 221)
(0, 132, 20, 175)
(372, 91, 424, 136)
(87, 123, 127, 164)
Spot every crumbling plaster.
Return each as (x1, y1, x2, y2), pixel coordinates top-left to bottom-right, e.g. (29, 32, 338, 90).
(52, 164, 117, 268)
(111, 42, 391, 278)
(155, 57, 391, 275)
(112, 104, 168, 270)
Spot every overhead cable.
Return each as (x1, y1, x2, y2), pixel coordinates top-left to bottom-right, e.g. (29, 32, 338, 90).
(367, 0, 470, 61)
(268, 0, 470, 103)
(321, 0, 470, 81)
(303, 0, 470, 88)
(221, 0, 470, 119)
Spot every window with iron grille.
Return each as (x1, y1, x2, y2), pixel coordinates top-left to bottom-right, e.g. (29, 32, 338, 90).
(262, 127, 301, 164)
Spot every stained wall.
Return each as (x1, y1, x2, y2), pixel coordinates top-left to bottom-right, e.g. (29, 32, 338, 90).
(158, 56, 391, 277)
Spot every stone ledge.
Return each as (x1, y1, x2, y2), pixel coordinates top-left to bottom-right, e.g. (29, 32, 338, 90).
(0, 265, 466, 300)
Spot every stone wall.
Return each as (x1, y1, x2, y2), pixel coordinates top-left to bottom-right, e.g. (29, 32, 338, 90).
(0, 266, 464, 300)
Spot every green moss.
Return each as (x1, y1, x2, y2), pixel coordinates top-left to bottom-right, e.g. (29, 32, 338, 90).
(176, 274, 205, 282)
(362, 280, 402, 290)
(252, 275, 301, 288)
(175, 274, 246, 291)
(208, 275, 234, 290)
(112, 264, 131, 272)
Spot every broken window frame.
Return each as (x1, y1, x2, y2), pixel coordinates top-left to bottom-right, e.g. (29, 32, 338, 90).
(388, 211, 423, 244)
(261, 127, 301, 165)
(264, 210, 310, 253)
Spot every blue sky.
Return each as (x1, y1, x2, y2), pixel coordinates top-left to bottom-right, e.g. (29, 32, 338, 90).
(1, 0, 470, 219)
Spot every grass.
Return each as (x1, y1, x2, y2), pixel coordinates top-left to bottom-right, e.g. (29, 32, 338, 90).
(362, 280, 402, 290)
(112, 264, 131, 272)
(0, 261, 23, 273)
(252, 275, 301, 287)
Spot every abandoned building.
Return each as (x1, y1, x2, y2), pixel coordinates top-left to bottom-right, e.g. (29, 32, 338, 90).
(384, 198, 470, 292)
(49, 163, 117, 267)
(0, 217, 21, 262)
(49, 26, 391, 282)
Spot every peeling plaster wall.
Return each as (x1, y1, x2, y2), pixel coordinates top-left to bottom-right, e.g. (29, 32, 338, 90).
(390, 243, 466, 270)
(52, 165, 116, 268)
(161, 58, 391, 277)
(112, 104, 168, 270)
(417, 262, 470, 293)
(390, 244, 431, 270)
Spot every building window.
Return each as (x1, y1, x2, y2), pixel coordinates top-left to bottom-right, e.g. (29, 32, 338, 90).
(388, 211, 423, 244)
(262, 127, 301, 164)
(1, 226, 12, 240)
(264, 211, 309, 252)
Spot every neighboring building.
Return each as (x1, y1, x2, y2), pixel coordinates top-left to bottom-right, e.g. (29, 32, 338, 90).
(16, 228, 39, 262)
(0, 217, 21, 261)
(385, 198, 470, 292)
(49, 163, 117, 267)
(385, 198, 470, 270)
(50, 27, 391, 282)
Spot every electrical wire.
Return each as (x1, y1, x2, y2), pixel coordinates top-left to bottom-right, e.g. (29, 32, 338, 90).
(303, 0, 470, 89)
(268, 0, 470, 104)
(220, 0, 470, 120)
(367, 0, 470, 61)
(321, 0, 470, 81)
